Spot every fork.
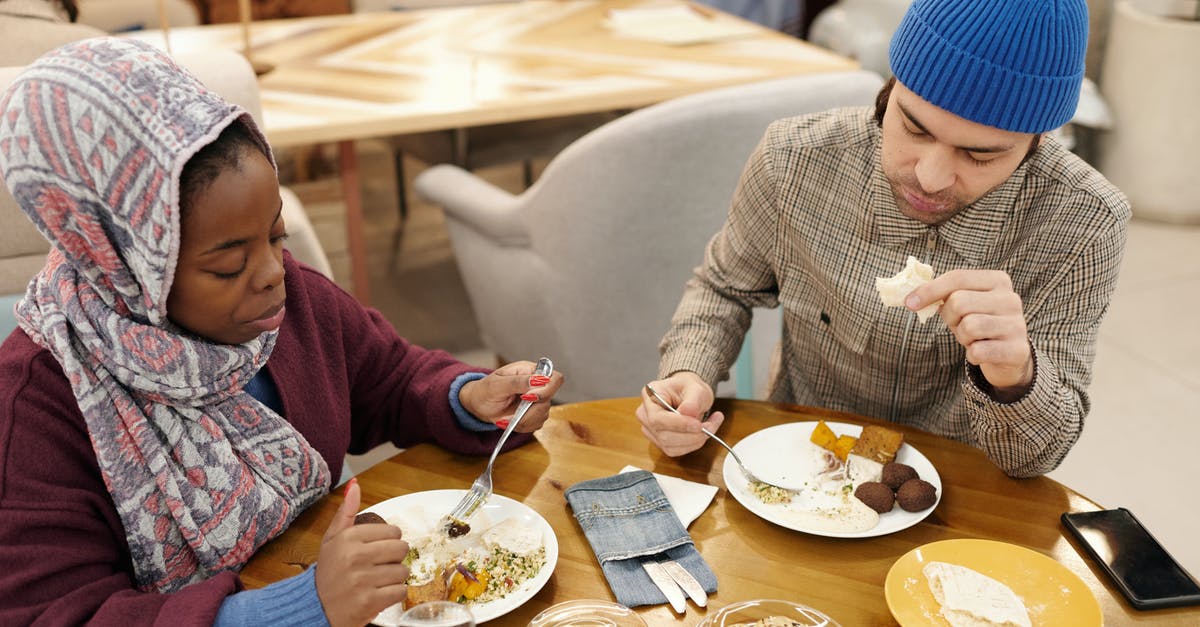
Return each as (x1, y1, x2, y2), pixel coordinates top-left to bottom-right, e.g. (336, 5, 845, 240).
(644, 383, 795, 493)
(442, 357, 554, 533)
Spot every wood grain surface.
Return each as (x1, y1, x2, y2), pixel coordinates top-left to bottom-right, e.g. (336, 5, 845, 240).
(241, 398, 1200, 625)
(127, 0, 858, 147)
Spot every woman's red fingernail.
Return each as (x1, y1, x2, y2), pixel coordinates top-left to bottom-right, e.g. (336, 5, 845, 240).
(521, 392, 539, 402)
(530, 375, 550, 387)
(495, 419, 510, 429)
(343, 477, 357, 497)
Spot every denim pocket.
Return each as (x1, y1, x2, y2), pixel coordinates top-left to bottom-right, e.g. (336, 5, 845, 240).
(565, 470, 717, 607)
(567, 470, 693, 562)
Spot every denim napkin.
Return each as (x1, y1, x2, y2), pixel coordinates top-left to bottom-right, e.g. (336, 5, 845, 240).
(565, 470, 718, 607)
(618, 466, 718, 528)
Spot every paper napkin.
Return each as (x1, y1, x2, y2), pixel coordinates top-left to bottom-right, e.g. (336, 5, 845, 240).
(619, 466, 717, 529)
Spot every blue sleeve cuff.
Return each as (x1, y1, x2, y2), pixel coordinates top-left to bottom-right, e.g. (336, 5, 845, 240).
(449, 371, 498, 432)
(215, 567, 330, 627)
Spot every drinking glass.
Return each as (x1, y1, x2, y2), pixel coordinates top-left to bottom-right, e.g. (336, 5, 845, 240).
(530, 600, 648, 626)
(396, 601, 475, 627)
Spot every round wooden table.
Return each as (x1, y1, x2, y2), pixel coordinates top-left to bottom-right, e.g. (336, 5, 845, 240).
(241, 398, 1198, 625)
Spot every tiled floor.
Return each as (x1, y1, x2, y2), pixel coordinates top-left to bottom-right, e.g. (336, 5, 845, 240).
(1047, 219, 1200, 578)
(318, 146, 1200, 579)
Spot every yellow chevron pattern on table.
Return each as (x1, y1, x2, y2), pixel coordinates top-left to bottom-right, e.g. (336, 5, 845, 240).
(124, 0, 856, 302)
(125, 0, 856, 148)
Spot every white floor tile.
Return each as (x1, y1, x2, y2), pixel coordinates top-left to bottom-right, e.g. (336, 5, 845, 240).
(1051, 337, 1200, 578)
(1050, 217, 1200, 579)
(1116, 219, 1200, 288)
(1099, 277, 1200, 389)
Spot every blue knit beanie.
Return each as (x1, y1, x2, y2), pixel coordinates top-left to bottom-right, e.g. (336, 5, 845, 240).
(888, 0, 1089, 133)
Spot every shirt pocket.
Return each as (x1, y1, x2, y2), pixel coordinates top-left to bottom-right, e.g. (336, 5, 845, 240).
(778, 264, 873, 357)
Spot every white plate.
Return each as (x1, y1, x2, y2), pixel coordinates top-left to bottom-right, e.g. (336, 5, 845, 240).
(361, 490, 558, 625)
(723, 421, 941, 538)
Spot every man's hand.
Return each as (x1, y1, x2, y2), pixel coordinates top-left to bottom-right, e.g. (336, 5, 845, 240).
(908, 269, 1034, 398)
(636, 371, 725, 456)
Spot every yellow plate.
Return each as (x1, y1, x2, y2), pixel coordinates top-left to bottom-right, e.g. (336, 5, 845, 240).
(885, 538, 1101, 626)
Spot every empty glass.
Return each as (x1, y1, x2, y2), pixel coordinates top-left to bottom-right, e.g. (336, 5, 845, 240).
(396, 601, 475, 627)
(530, 600, 648, 626)
(697, 599, 840, 627)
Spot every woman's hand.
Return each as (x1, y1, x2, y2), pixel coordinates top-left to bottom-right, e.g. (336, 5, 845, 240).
(315, 479, 411, 627)
(458, 361, 565, 432)
(636, 371, 724, 457)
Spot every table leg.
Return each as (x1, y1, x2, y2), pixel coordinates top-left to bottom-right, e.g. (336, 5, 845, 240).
(338, 139, 372, 305)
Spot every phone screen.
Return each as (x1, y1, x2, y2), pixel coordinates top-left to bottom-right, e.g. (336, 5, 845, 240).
(1062, 508, 1200, 609)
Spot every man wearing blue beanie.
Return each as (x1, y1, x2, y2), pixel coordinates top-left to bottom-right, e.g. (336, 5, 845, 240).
(641, 0, 1130, 478)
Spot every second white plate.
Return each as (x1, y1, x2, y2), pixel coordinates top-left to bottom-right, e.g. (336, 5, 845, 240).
(723, 421, 941, 538)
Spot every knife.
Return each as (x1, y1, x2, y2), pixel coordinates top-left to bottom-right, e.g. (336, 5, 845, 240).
(642, 561, 686, 614)
(660, 559, 708, 608)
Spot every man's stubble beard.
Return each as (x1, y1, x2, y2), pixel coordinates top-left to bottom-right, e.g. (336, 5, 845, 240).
(886, 173, 971, 227)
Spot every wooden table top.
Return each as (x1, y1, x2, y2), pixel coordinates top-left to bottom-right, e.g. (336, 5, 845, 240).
(126, 0, 857, 147)
(241, 398, 1198, 625)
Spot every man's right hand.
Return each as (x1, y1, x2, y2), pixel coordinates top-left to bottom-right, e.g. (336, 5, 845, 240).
(314, 479, 411, 627)
(636, 371, 724, 456)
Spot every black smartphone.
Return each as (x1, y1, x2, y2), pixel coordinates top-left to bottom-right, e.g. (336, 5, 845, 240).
(1061, 508, 1200, 610)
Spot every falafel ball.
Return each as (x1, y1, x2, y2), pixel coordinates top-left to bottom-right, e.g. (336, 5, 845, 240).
(353, 512, 387, 525)
(896, 478, 937, 512)
(881, 462, 919, 491)
(854, 481, 895, 514)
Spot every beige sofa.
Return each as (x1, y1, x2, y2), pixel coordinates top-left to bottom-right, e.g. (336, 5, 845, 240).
(76, 0, 199, 32)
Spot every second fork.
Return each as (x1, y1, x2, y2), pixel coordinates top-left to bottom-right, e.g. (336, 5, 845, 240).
(643, 383, 796, 493)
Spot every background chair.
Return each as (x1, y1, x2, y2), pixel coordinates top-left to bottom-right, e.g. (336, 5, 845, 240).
(1, 50, 333, 337)
(343, 0, 621, 262)
(388, 112, 622, 262)
(808, 0, 910, 77)
(414, 70, 884, 403)
(0, 135, 46, 335)
(76, 0, 200, 32)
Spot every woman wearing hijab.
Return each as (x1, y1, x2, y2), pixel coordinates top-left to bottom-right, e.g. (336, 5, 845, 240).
(0, 37, 563, 626)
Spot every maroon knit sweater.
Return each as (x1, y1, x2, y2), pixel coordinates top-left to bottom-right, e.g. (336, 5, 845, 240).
(0, 256, 526, 625)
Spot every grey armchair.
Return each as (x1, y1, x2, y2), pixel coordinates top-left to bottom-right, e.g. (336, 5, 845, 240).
(388, 112, 622, 261)
(414, 70, 884, 403)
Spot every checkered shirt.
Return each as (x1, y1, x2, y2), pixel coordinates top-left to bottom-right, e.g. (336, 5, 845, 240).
(659, 107, 1130, 478)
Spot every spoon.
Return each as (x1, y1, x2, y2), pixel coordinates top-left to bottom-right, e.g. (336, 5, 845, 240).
(643, 383, 796, 493)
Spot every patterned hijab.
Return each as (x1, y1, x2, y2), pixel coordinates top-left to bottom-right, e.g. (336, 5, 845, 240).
(0, 38, 331, 592)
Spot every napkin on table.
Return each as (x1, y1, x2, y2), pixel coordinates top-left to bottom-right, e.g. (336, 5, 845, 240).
(604, 5, 760, 45)
(618, 465, 717, 529)
(564, 470, 718, 608)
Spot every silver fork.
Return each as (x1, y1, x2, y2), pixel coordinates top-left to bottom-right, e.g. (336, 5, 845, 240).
(644, 383, 795, 493)
(442, 357, 554, 534)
